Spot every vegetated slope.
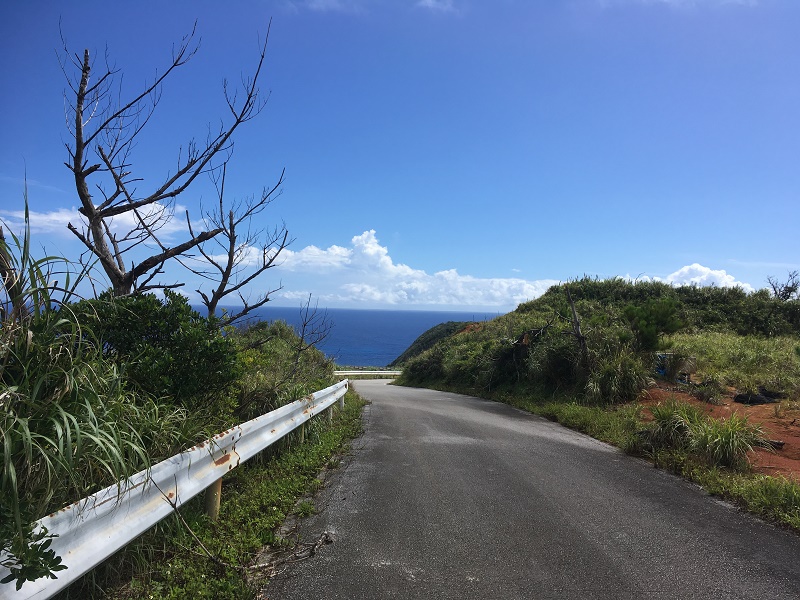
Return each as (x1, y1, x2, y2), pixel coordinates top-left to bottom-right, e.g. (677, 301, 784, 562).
(389, 321, 474, 367)
(2, 288, 337, 592)
(397, 277, 800, 402)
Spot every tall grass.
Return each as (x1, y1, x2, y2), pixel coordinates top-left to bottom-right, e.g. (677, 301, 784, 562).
(646, 399, 705, 449)
(690, 414, 766, 471)
(640, 400, 766, 471)
(1, 199, 186, 588)
(668, 331, 800, 396)
(585, 352, 652, 404)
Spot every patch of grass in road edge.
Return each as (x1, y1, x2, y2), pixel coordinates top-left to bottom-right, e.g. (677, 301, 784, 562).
(62, 390, 366, 600)
(412, 381, 800, 534)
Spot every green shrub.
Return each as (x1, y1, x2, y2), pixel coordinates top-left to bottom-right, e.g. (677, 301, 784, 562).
(401, 345, 446, 384)
(526, 329, 581, 389)
(232, 320, 334, 420)
(644, 400, 705, 450)
(640, 401, 765, 471)
(691, 374, 726, 404)
(668, 332, 800, 396)
(689, 413, 765, 471)
(390, 321, 472, 367)
(741, 476, 800, 527)
(623, 298, 683, 351)
(585, 351, 651, 404)
(75, 291, 240, 430)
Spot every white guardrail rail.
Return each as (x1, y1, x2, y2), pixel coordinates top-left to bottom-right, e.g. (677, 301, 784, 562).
(0, 379, 349, 600)
(333, 370, 401, 377)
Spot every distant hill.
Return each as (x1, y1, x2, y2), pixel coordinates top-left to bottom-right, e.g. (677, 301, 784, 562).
(395, 277, 800, 402)
(389, 321, 473, 367)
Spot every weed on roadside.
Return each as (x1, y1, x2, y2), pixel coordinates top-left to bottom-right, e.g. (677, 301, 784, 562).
(56, 392, 365, 600)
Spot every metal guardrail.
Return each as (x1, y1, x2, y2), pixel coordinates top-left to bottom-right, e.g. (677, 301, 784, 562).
(0, 379, 349, 600)
(334, 370, 401, 377)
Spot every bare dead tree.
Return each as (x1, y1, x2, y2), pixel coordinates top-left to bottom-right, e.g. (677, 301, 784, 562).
(180, 162, 292, 325)
(60, 20, 281, 298)
(564, 284, 590, 374)
(767, 270, 799, 302)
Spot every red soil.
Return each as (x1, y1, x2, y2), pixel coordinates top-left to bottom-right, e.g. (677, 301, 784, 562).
(640, 383, 800, 481)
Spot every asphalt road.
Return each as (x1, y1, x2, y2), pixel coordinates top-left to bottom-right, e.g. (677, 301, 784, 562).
(263, 380, 800, 599)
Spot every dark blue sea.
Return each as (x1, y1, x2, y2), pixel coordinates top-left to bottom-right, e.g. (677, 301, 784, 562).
(225, 306, 500, 367)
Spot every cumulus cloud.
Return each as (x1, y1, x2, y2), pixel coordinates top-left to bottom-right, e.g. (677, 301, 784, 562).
(663, 263, 755, 291)
(106, 203, 190, 239)
(271, 229, 559, 309)
(233, 231, 759, 310)
(628, 263, 754, 292)
(0, 207, 77, 236)
(0, 203, 190, 239)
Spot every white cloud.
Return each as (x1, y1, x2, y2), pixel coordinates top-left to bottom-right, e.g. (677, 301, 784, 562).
(285, 0, 363, 12)
(627, 263, 755, 292)
(0, 175, 69, 195)
(278, 242, 352, 271)
(0, 207, 77, 236)
(272, 229, 558, 309)
(307, 0, 348, 10)
(219, 232, 761, 310)
(0, 203, 190, 240)
(107, 203, 191, 239)
(663, 263, 755, 291)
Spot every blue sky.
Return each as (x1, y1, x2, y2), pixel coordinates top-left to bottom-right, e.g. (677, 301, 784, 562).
(1, 0, 798, 312)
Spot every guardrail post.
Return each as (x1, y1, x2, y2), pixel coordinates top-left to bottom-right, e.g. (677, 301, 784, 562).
(300, 422, 306, 444)
(327, 405, 333, 424)
(205, 478, 222, 521)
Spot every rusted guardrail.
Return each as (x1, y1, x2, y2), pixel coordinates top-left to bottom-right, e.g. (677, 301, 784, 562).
(0, 380, 348, 600)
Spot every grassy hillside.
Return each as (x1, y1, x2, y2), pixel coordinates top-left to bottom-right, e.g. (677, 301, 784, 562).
(397, 277, 800, 401)
(388, 320, 474, 367)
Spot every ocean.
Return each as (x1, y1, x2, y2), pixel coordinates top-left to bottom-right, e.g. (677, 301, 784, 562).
(228, 306, 501, 367)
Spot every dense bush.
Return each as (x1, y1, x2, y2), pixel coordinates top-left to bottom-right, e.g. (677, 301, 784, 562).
(668, 332, 800, 396)
(623, 297, 683, 351)
(390, 321, 473, 367)
(402, 344, 447, 384)
(525, 327, 581, 389)
(526, 277, 800, 337)
(399, 277, 800, 404)
(232, 319, 334, 420)
(75, 291, 241, 431)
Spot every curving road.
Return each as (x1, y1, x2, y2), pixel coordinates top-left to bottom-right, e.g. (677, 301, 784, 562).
(263, 380, 800, 599)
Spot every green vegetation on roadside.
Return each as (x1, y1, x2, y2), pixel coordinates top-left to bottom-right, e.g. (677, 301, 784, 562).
(394, 276, 800, 531)
(1, 205, 362, 593)
(62, 392, 365, 600)
(389, 321, 474, 367)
